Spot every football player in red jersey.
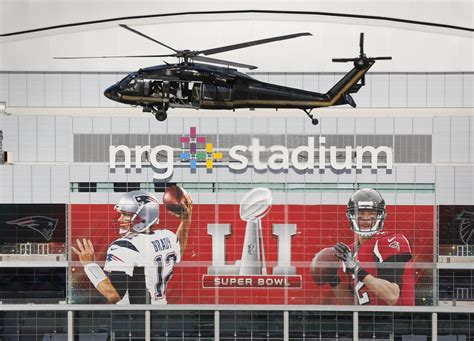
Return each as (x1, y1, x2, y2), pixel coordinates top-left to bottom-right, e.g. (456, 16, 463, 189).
(331, 188, 415, 306)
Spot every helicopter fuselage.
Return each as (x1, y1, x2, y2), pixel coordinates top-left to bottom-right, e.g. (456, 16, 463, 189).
(104, 61, 372, 114)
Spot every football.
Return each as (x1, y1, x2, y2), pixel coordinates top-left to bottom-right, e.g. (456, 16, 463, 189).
(163, 185, 187, 216)
(239, 187, 273, 221)
(310, 247, 339, 286)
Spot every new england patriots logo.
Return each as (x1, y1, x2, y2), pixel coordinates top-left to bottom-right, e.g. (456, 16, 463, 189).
(134, 195, 158, 205)
(457, 210, 474, 245)
(6, 216, 58, 241)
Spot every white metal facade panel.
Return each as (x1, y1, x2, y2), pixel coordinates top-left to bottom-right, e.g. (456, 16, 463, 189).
(304, 191, 322, 204)
(199, 117, 218, 135)
(389, 73, 407, 107)
(303, 117, 321, 135)
(73, 117, 93, 134)
(355, 74, 371, 108)
(435, 166, 455, 205)
(355, 117, 375, 134)
(319, 117, 337, 134)
(267, 117, 286, 135)
(0, 166, 13, 203)
(50, 165, 69, 203)
(44, 73, 63, 107)
(198, 167, 217, 183)
(394, 117, 413, 134)
(370, 74, 389, 107)
(111, 117, 130, 134)
(70, 165, 90, 182)
(414, 192, 435, 205)
(374, 117, 393, 135)
(32, 165, 51, 202)
(69, 192, 89, 204)
(26, 73, 45, 107)
(18, 115, 37, 161)
(395, 192, 415, 205)
(471, 116, 474, 163)
(407, 74, 427, 107)
(454, 167, 473, 205)
(92, 117, 111, 134)
(413, 117, 433, 134)
(395, 165, 415, 183)
(355, 168, 377, 183)
(251, 117, 268, 134)
(268, 74, 286, 87)
(55, 116, 72, 162)
(337, 117, 355, 134)
(215, 193, 237, 205)
(286, 117, 304, 134)
(37, 116, 56, 162)
(89, 165, 109, 182)
(235, 117, 252, 134)
(90, 193, 110, 204)
(376, 169, 396, 184)
(450, 116, 470, 163)
(183, 117, 200, 135)
(426, 74, 445, 107)
(8, 73, 27, 106)
(0, 73, 8, 103)
(13, 165, 32, 203)
(318, 74, 335, 94)
(302, 74, 318, 92)
(286, 73, 303, 90)
(99, 73, 118, 107)
(62, 73, 81, 107)
(415, 166, 435, 183)
(433, 117, 451, 163)
(167, 117, 184, 134)
(445, 74, 463, 107)
(217, 117, 235, 134)
(463, 73, 473, 108)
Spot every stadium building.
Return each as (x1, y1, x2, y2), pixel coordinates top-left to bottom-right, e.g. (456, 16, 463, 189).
(0, 1, 473, 340)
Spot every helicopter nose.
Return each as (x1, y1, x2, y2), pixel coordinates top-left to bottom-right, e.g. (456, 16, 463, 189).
(104, 85, 120, 101)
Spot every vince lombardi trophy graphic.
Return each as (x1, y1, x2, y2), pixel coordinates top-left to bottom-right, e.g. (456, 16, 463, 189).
(239, 188, 273, 275)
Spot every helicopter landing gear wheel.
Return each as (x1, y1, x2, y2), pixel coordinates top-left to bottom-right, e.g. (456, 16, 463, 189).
(302, 109, 319, 126)
(154, 110, 167, 121)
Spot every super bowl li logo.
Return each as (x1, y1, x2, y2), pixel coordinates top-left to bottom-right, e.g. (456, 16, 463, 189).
(202, 188, 302, 288)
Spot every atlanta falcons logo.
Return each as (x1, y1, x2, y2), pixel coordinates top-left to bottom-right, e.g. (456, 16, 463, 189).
(6, 216, 58, 241)
(456, 211, 474, 245)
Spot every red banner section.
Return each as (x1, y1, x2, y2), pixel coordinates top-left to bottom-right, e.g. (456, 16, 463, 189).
(70, 204, 434, 305)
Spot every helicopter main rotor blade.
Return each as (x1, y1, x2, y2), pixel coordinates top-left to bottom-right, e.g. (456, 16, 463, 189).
(194, 56, 258, 70)
(370, 56, 392, 60)
(119, 24, 178, 53)
(54, 54, 176, 59)
(199, 32, 312, 56)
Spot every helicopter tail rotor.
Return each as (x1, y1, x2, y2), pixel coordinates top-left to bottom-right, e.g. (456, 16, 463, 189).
(331, 32, 391, 89)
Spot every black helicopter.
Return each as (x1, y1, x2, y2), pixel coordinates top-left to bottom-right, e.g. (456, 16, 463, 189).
(56, 25, 391, 125)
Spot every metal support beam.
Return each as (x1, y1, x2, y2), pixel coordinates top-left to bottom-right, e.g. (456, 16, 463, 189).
(214, 310, 220, 341)
(353, 311, 359, 341)
(283, 311, 289, 341)
(67, 310, 74, 341)
(432, 312, 437, 340)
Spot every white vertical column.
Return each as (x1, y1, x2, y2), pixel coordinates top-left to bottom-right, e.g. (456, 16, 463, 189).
(432, 312, 437, 340)
(214, 310, 220, 341)
(145, 310, 151, 341)
(283, 311, 289, 341)
(353, 312, 359, 341)
(67, 310, 74, 341)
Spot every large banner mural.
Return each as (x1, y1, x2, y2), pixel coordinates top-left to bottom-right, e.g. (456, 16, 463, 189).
(69, 188, 434, 306)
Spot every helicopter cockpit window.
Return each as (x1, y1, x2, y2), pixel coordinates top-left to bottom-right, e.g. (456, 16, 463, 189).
(118, 74, 136, 90)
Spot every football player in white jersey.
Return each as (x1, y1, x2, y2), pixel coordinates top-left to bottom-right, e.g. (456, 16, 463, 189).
(72, 189, 192, 304)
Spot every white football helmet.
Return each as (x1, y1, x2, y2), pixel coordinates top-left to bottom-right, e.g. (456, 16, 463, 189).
(114, 190, 159, 233)
(346, 188, 386, 237)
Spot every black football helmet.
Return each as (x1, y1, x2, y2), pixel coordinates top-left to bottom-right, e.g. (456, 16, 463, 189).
(346, 188, 386, 237)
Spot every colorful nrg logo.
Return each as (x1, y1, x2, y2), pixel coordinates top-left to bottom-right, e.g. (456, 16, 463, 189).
(179, 127, 223, 170)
